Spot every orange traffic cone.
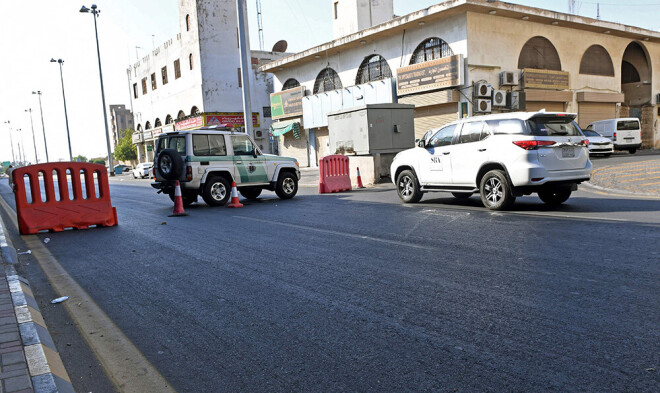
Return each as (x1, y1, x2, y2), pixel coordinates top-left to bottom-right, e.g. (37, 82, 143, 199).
(356, 167, 365, 189)
(169, 180, 188, 217)
(227, 181, 243, 208)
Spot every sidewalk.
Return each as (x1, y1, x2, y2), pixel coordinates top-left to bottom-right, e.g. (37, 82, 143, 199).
(0, 215, 74, 393)
(588, 156, 660, 197)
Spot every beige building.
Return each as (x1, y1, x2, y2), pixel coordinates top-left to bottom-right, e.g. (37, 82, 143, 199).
(262, 0, 660, 168)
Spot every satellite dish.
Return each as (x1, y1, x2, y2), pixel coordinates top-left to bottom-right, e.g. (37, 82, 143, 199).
(272, 40, 288, 53)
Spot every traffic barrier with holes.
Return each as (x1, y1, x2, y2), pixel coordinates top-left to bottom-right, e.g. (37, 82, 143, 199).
(318, 155, 352, 194)
(12, 163, 118, 235)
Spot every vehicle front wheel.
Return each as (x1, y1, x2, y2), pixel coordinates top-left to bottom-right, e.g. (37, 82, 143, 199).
(479, 170, 515, 210)
(239, 187, 262, 200)
(396, 170, 423, 203)
(451, 192, 472, 199)
(202, 176, 231, 206)
(275, 172, 298, 199)
(538, 188, 571, 206)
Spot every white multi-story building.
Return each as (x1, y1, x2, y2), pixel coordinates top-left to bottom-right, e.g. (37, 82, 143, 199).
(130, 0, 288, 162)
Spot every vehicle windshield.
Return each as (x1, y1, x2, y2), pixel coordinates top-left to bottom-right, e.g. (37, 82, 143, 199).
(617, 120, 639, 130)
(581, 129, 600, 137)
(527, 116, 582, 136)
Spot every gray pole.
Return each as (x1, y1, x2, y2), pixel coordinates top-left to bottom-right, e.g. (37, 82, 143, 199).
(126, 67, 134, 113)
(57, 61, 73, 161)
(25, 109, 39, 164)
(85, 5, 114, 174)
(236, 0, 253, 137)
(34, 92, 50, 162)
(16, 130, 24, 164)
(3, 121, 16, 164)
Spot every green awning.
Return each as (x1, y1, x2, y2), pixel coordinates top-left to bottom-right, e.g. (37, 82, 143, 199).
(271, 121, 301, 139)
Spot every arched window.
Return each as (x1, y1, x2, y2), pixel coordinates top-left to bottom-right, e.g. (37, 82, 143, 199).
(137, 124, 143, 132)
(191, 106, 200, 116)
(165, 114, 173, 124)
(621, 61, 640, 83)
(154, 118, 162, 127)
(185, 14, 191, 32)
(189, 54, 194, 70)
(518, 36, 561, 70)
(313, 67, 342, 94)
(410, 38, 453, 65)
(356, 55, 392, 84)
(177, 110, 186, 120)
(282, 78, 300, 90)
(579, 45, 614, 76)
(145, 121, 152, 130)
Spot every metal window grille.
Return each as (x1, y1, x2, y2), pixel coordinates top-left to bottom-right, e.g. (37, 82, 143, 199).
(313, 68, 342, 94)
(356, 55, 392, 84)
(282, 79, 300, 90)
(410, 38, 453, 65)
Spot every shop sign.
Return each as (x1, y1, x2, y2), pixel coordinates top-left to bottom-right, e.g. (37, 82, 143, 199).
(206, 112, 260, 128)
(175, 116, 204, 131)
(523, 68, 569, 90)
(132, 133, 143, 143)
(153, 124, 174, 137)
(396, 54, 464, 96)
(143, 131, 153, 140)
(270, 86, 304, 119)
(146, 145, 153, 152)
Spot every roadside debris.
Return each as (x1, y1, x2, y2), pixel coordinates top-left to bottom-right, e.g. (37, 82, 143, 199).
(161, 221, 167, 225)
(44, 238, 50, 244)
(51, 296, 69, 304)
(17, 250, 31, 255)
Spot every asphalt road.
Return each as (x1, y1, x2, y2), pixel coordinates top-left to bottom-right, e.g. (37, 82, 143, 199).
(1, 155, 659, 392)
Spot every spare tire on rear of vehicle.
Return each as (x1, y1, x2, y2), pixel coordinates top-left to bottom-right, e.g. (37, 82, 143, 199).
(155, 149, 183, 180)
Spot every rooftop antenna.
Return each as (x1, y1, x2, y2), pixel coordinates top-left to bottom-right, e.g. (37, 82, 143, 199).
(597, 2, 600, 19)
(256, 0, 265, 51)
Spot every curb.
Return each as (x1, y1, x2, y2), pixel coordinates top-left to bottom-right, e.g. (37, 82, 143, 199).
(0, 214, 74, 393)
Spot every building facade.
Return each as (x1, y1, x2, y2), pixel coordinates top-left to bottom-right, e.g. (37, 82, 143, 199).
(262, 0, 660, 167)
(109, 104, 135, 147)
(130, 0, 288, 163)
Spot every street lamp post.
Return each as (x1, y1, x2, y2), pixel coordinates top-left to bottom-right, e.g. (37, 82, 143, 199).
(32, 91, 50, 162)
(50, 58, 73, 161)
(3, 121, 16, 164)
(24, 109, 39, 164)
(16, 129, 24, 164)
(80, 4, 114, 175)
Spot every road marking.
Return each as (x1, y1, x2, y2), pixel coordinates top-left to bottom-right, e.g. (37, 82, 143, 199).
(614, 171, 660, 178)
(620, 175, 660, 183)
(0, 196, 175, 393)
(639, 181, 660, 186)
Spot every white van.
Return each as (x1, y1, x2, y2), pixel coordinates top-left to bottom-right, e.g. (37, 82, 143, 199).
(585, 118, 642, 154)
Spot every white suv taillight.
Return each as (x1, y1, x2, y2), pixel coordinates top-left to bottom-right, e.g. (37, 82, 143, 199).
(186, 165, 193, 181)
(512, 140, 556, 150)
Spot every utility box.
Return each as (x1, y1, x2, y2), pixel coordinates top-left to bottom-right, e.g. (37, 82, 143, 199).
(327, 104, 415, 155)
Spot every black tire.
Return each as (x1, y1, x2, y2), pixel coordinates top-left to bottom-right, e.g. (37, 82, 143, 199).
(275, 172, 298, 199)
(202, 176, 231, 206)
(479, 170, 515, 210)
(628, 148, 637, 154)
(168, 191, 197, 207)
(396, 170, 423, 203)
(538, 188, 572, 206)
(239, 187, 262, 200)
(603, 153, 612, 158)
(155, 149, 183, 180)
(451, 192, 473, 199)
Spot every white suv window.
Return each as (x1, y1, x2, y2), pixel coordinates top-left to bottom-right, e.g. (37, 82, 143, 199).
(231, 135, 257, 156)
(458, 121, 487, 144)
(193, 134, 227, 156)
(428, 125, 456, 147)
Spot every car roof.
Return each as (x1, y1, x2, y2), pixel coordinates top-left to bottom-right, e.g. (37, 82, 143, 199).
(160, 125, 245, 137)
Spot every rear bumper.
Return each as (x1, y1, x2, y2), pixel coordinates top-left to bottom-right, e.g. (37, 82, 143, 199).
(614, 142, 641, 150)
(510, 164, 592, 187)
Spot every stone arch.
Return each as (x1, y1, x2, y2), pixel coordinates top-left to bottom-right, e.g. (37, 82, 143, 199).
(177, 110, 186, 120)
(154, 118, 162, 127)
(282, 78, 300, 90)
(137, 124, 143, 132)
(165, 114, 173, 124)
(190, 106, 200, 116)
(579, 45, 614, 76)
(518, 36, 561, 70)
(621, 41, 652, 106)
(145, 121, 152, 130)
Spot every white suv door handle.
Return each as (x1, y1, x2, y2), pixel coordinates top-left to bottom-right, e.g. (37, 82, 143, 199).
(442, 152, 450, 155)
(478, 148, 487, 152)
(236, 161, 243, 164)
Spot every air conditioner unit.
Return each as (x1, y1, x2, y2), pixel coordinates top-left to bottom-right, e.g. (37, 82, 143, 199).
(474, 82, 492, 98)
(255, 130, 263, 138)
(492, 90, 507, 107)
(507, 91, 526, 110)
(499, 71, 519, 86)
(475, 99, 492, 113)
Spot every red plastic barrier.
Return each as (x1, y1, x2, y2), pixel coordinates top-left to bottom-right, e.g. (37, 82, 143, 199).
(318, 155, 352, 194)
(12, 163, 118, 235)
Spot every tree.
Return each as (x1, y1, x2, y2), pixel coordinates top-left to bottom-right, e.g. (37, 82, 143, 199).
(73, 155, 88, 162)
(114, 129, 137, 162)
(91, 158, 106, 165)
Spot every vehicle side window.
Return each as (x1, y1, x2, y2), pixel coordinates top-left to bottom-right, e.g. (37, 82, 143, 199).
(156, 137, 166, 152)
(585, 124, 594, 131)
(458, 121, 484, 143)
(485, 119, 526, 135)
(209, 135, 227, 156)
(169, 136, 186, 155)
(428, 125, 456, 148)
(193, 135, 210, 156)
(231, 135, 256, 156)
(617, 120, 640, 130)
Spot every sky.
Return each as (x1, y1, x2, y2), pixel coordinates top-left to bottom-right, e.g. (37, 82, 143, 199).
(1, 0, 658, 163)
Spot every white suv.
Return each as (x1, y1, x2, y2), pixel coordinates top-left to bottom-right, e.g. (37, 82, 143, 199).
(152, 126, 300, 206)
(390, 112, 592, 210)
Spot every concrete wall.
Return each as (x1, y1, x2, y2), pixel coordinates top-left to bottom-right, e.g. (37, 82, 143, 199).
(333, 0, 394, 39)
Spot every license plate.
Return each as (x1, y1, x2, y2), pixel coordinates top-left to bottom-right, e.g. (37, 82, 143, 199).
(624, 137, 634, 140)
(562, 147, 575, 158)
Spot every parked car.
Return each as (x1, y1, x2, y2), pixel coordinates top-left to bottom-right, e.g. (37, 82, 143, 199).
(132, 162, 153, 179)
(113, 164, 132, 174)
(580, 129, 613, 157)
(151, 126, 300, 206)
(585, 118, 641, 154)
(390, 111, 592, 210)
